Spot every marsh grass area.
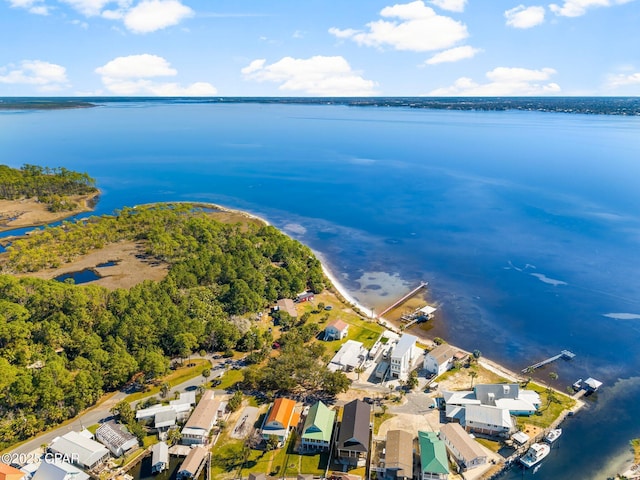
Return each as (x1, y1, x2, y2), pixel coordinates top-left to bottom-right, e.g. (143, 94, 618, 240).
(0, 193, 97, 232)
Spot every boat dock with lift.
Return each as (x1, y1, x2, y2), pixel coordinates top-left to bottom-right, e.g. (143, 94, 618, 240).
(521, 350, 575, 373)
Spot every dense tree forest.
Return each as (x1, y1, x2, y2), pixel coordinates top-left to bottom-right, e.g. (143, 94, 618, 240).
(0, 204, 328, 449)
(0, 164, 97, 212)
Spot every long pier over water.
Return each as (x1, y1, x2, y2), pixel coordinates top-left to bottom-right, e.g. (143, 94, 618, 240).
(521, 350, 575, 373)
(377, 281, 428, 318)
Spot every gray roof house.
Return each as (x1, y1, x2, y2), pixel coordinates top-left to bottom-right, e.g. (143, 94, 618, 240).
(32, 460, 90, 480)
(151, 442, 169, 474)
(49, 431, 110, 470)
(424, 344, 457, 376)
(439, 423, 487, 471)
(382, 430, 414, 480)
(95, 420, 139, 457)
(336, 399, 372, 465)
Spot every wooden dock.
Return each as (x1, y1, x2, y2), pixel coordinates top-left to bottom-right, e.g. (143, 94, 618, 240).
(377, 282, 428, 318)
(521, 350, 575, 373)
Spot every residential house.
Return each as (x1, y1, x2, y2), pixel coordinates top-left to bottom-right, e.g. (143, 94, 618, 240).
(439, 423, 487, 471)
(418, 431, 449, 480)
(181, 391, 221, 445)
(274, 298, 297, 319)
(381, 430, 413, 480)
(31, 461, 89, 480)
(328, 340, 368, 372)
(423, 344, 457, 377)
(324, 319, 349, 341)
(176, 446, 207, 479)
(0, 463, 25, 480)
(336, 399, 371, 466)
(464, 404, 514, 436)
(261, 397, 299, 446)
(474, 384, 540, 415)
(301, 401, 336, 451)
(248, 474, 266, 480)
(390, 334, 419, 380)
(418, 432, 449, 480)
(151, 442, 169, 474)
(136, 403, 191, 428)
(95, 421, 139, 457)
(49, 431, 110, 470)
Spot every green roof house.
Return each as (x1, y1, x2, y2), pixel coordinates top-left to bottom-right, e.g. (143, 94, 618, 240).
(419, 431, 449, 480)
(301, 401, 336, 451)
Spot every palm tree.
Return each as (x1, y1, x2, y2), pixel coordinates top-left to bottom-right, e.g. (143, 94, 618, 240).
(160, 382, 170, 398)
(469, 370, 478, 389)
(549, 371, 559, 382)
(354, 367, 364, 381)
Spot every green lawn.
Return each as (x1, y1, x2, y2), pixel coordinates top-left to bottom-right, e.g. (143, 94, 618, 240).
(217, 368, 244, 390)
(516, 383, 576, 429)
(373, 411, 394, 434)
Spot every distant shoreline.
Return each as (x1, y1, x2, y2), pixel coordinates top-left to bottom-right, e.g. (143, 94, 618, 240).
(2, 97, 640, 115)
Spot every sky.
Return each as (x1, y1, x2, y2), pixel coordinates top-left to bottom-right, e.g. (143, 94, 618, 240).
(1, 0, 639, 96)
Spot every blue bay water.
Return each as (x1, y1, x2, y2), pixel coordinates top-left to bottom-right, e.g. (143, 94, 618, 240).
(2, 101, 640, 478)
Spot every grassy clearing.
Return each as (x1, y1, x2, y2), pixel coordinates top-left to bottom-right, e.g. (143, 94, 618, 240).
(373, 411, 394, 434)
(217, 368, 244, 391)
(127, 358, 210, 402)
(476, 437, 501, 453)
(516, 383, 576, 429)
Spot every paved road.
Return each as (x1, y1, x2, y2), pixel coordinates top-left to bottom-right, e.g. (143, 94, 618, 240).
(7, 355, 237, 457)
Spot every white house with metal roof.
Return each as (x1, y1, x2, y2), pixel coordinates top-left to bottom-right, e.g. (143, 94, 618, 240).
(181, 390, 221, 445)
(31, 460, 90, 480)
(390, 334, 419, 380)
(328, 340, 368, 372)
(439, 423, 487, 471)
(49, 431, 110, 470)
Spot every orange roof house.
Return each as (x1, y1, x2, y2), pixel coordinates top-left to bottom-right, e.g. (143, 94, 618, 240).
(260, 397, 299, 445)
(0, 463, 25, 480)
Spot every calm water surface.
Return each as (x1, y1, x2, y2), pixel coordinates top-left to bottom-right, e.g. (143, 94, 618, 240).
(2, 101, 640, 479)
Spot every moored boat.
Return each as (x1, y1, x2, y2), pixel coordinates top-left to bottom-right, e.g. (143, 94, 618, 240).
(544, 428, 562, 444)
(520, 443, 550, 468)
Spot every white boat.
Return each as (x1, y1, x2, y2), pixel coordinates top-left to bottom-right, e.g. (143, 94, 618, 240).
(544, 428, 562, 444)
(520, 443, 550, 468)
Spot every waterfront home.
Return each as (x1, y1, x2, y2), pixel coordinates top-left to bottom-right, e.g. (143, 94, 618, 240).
(324, 319, 349, 341)
(273, 298, 298, 318)
(390, 334, 419, 380)
(418, 431, 449, 480)
(261, 397, 299, 446)
(474, 384, 540, 415)
(439, 423, 487, 471)
(31, 460, 89, 480)
(336, 399, 371, 466)
(151, 442, 169, 474)
(0, 463, 25, 480)
(301, 401, 336, 451)
(423, 344, 457, 377)
(181, 390, 221, 445)
(95, 420, 139, 457)
(328, 340, 368, 372)
(381, 430, 414, 480)
(464, 404, 514, 436)
(176, 446, 207, 479)
(49, 431, 110, 470)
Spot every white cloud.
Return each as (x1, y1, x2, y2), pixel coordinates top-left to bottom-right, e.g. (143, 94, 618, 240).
(7, 0, 51, 14)
(606, 72, 640, 88)
(0, 60, 69, 91)
(549, 0, 635, 17)
(124, 0, 193, 33)
(429, 0, 467, 12)
(428, 66, 561, 95)
(329, 0, 468, 52)
(59, 0, 113, 16)
(505, 5, 546, 28)
(425, 45, 481, 65)
(95, 54, 217, 96)
(241, 55, 379, 96)
(95, 54, 177, 78)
